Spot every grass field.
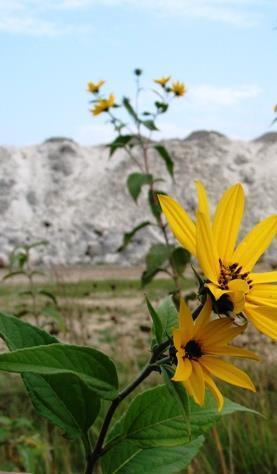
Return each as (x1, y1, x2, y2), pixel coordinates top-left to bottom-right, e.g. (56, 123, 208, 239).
(0, 271, 276, 473)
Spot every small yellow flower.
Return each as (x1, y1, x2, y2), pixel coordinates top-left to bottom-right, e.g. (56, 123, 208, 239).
(87, 80, 105, 94)
(172, 297, 258, 411)
(154, 76, 171, 87)
(158, 182, 277, 339)
(171, 81, 186, 97)
(90, 94, 115, 116)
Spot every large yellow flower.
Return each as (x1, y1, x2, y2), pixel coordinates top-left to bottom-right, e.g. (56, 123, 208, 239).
(154, 76, 171, 87)
(90, 94, 115, 116)
(172, 297, 258, 411)
(158, 182, 277, 339)
(170, 81, 186, 97)
(87, 80, 105, 93)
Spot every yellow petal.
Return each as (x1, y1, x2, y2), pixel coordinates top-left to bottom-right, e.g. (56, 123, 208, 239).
(179, 299, 194, 342)
(198, 318, 236, 342)
(233, 215, 277, 272)
(195, 180, 209, 216)
(194, 296, 212, 335)
(173, 328, 187, 350)
(249, 272, 277, 284)
(203, 345, 260, 360)
(202, 369, 224, 411)
(244, 304, 277, 340)
(201, 323, 245, 347)
(190, 361, 205, 405)
(196, 211, 220, 283)
(158, 194, 196, 255)
(213, 183, 245, 263)
(199, 356, 256, 392)
(205, 282, 227, 301)
(172, 356, 192, 382)
(227, 279, 249, 313)
(246, 284, 277, 308)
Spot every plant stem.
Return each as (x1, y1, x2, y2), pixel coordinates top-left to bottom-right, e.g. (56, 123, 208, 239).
(86, 340, 170, 473)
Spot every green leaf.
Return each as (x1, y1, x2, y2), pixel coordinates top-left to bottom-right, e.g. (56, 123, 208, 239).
(101, 384, 259, 473)
(148, 189, 165, 221)
(38, 289, 58, 305)
(161, 366, 190, 422)
(154, 145, 174, 177)
(25, 373, 101, 438)
(117, 221, 151, 252)
(0, 312, 58, 349)
(141, 119, 159, 131)
(122, 97, 139, 122)
(41, 305, 65, 331)
(145, 297, 163, 344)
(0, 313, 101, 438)
(157, 295, 178, 337)
(141, 243, 174, 287)
(155, 101, 168, 113)
(101, 437, 204, 474)
(127, 173, 153, 202)
(0, 343, 118, 400)
(108, 135, 133, 157)
(171, 247, 191, 276)
(3, 270, 27, 280)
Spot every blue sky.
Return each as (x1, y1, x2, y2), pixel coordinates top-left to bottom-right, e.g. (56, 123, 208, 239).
(0, 0, 276, 146)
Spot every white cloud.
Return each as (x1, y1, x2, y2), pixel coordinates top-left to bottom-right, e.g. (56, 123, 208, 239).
(189, 84, 262, 106)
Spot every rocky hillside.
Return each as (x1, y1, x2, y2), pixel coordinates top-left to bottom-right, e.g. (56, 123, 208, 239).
(0, 131, 276, 266)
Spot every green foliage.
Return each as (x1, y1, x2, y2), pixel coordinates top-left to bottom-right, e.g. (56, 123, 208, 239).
(156, 295, 178, 337)
(141, 243, 174, 286)
(141, 119, 159, 131)
(145, 297, 163, 344)
(0, 313, 102, 438)
(0, 343, 118, 400)
(122, 96, 139, 123)
(154, 144, 174, 177)
(127, 172, 153, 202)
(171, 247, 191, 275)
(101, 384, 257, 473)
(118, 221, 151, 252)
(108, 134, 133, 157)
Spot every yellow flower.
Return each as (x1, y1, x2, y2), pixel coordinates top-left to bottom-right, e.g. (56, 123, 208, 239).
(171, 81, 186, 97)
(158, 182, 277, 339)
(172, 297, 258, 411)
(87, 80, 105, 94)
(274, 104, 277, 113)
(154, 76, 171, 87)
(90, 94, 115, 116)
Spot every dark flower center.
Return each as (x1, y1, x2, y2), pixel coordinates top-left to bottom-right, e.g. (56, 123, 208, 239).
(218, 259, 252, 290)
(184, 340, 202, 360)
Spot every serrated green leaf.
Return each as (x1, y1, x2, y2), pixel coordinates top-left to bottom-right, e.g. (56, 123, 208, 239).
(0, 343, 118, 400)
(118, 221, 151, 252)
(171, 247, 191, 276)
(101, 437, 204, 474)
(145, 297, 163, 344)
(154, 145, 174, 177)
(127, 173, 153, 202)
(38, 290, 58, 305)
(101, 384, 259, 473)
(25, 373, 101, 438)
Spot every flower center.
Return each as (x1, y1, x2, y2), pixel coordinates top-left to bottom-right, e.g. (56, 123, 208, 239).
(218, 259, 253, 290)
(184, 340, 202, 360)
